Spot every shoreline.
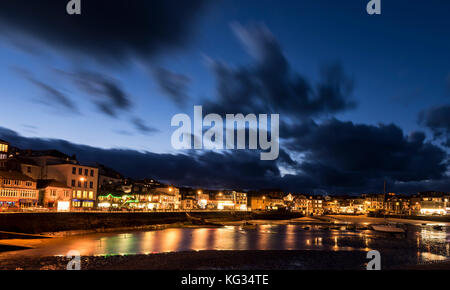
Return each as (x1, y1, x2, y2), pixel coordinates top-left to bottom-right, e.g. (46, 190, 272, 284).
(1, 250, 449, 270)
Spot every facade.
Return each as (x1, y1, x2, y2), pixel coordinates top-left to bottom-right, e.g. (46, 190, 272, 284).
(363, 194, 385, 213)
(196, 192, 210, 209)
(46, 164, 99, 209)
(293, 195, 309, 214)
(181, 198, 196, 210)
(417, 192, 447, 215)
(0, 170, 38, 210)
(134, 186, 181, 210)
(37, 179, 72, 211)
(234, 191, 248, 211)
(0, 140, 8, 169)
(249, 195, 270, 210)
(214, 191, 235, 210)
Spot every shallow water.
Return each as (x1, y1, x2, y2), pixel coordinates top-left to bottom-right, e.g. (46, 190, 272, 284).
(3, 221, 449, 266)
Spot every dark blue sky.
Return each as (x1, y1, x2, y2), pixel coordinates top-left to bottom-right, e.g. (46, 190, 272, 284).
(0, 0, 449, 193)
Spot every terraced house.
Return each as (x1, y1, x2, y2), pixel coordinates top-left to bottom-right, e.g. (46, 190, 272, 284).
(0, 170, 38, 210)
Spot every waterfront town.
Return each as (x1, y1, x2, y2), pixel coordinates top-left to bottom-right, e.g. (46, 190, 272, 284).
(0, 139, 449, 216)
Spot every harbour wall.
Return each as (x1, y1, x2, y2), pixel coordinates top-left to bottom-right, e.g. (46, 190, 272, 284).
(0, 211, 303, 234)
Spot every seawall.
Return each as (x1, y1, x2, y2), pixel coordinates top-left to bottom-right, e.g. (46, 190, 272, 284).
(0, 211, 303, 234)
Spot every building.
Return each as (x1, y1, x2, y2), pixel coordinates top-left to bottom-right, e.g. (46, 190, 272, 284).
(0, 170, 38, 210)
(181, 198, 196, 210)
(37, 179, 72, 211)
(417, 191, 447, 216)
(385, 195, 410, 215)
(363, 193, 386, 213)
(234, 191, 248, 211)
(293, 195, 309, 214)
(195, 190, 210, 209)
(0, 140, 9, 169)
(133, 184, 181, 210)
(46, 164, 99, 209)
(97, 164, 124, 189)
(308, 196, 324, 215)
(248, 194, 270, 210)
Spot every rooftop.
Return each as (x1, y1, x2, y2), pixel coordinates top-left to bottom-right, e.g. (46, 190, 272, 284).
(37, 179, 71, 189)
(0, 170, 35, 182)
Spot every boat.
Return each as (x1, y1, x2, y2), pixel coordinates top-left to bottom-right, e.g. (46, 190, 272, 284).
(241, 222, 257, 230)
(371, 223, 406, 234)
(432, 225, 444, 231)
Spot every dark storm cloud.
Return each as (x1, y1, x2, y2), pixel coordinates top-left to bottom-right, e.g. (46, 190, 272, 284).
(419, 104, 450, 147)
(1, 125, 448, 194)
(59, 70, 132, 117)
(282, 119, 448, 192)
(154, 68, 191, 106)
(0, 126, 281, 190)
(203, 23, 355, 118)
(131, 118, 159, 135)
(0, 0, 208, 63)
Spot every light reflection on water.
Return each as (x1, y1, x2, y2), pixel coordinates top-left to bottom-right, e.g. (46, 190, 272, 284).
(7, 223, 450, 265)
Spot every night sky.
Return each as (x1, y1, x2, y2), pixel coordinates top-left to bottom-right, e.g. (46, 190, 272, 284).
(0, 0, 449, 194)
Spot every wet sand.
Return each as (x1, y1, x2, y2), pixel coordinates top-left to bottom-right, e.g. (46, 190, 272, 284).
(1, 250, 449, 270)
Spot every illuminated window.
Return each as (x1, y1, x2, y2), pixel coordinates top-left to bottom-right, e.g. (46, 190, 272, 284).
(89, 191, 93, 199)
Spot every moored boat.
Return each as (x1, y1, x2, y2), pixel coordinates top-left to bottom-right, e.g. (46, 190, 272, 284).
(371, 224, 406, 233)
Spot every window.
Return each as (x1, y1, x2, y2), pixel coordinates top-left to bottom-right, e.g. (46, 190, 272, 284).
(78, 168, 82, 175)
(84, 181, 87, 188)
(78, 181, 81, 187)
(27, 166, 32, 173)
(72, 167, 76, 174)
(89, 181, 93, 188)
(77, 190, 82, 198)
(89, 191, 94, 199)
(84, 169, 88, 176)
(90, 170, 94, 177)
(83, 191, 87, 198)
(71, 180, 75, 187)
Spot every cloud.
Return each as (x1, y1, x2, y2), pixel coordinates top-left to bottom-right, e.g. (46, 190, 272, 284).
(131, 118, 159, 135)
(0, 126, 281, 190)
(419, 104, 450, 147)
(15, 68, 78, 112)
(59, 70, 132, 117)
(281, 118, 448, 192)
(0, 124, 447, 194)
(0, 0, 208, 63)
(203, 23, 355, 118)
(154, 67, 191, 106)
